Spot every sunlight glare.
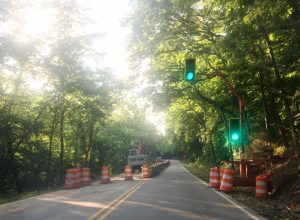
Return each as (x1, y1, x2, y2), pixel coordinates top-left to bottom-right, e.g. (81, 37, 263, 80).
(19, 6, 54, 43)
(85, 0, 131, 79)
(26, 76, 46, 91)
(146, 110, 166, 135)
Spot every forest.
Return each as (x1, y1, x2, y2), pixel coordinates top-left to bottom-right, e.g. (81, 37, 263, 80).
(0, 0, 299, 197)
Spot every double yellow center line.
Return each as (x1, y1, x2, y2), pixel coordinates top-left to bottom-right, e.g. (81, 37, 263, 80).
(88, 181, 146, 220)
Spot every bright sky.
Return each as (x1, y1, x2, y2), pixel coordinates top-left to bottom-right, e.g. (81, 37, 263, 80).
(86, 0, 131, 79)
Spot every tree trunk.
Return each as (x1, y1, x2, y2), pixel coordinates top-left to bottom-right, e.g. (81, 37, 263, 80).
(261, 25, 299, 155)
(12, 166, 22, 194)
(74, 135, 79, 167)
(208, 134, 216, 166)
(258, 70, 272, 143)
(47, 109, 58, 188)
(269, 93, 290, 148)
(59, 107, 66, 186)
(84, 122, 94, 166)
(256, 44, 290, 148)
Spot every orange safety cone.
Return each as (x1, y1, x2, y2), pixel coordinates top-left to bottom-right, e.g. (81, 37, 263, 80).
(142, 164, 150, 179)
(81, 167, 91, 186)
(124, 165, 133, 181)
(220, 169, 235, 192)
(255, 175, 268, 198)
(209, 167, 220, 188)
(101, 166, 110, 184)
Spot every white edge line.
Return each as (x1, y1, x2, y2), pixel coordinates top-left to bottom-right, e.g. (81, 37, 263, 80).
(182, 164, 268, 220)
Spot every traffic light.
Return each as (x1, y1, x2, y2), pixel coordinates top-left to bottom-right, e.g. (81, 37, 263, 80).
(229, 118, 240, 144)
(185, 59, 195, 82)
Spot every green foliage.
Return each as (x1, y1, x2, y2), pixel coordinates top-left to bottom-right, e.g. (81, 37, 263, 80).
(184, 161, 210, 182)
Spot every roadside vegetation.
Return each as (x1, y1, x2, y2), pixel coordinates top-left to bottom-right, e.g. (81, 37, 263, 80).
(184, 161, 210, 182)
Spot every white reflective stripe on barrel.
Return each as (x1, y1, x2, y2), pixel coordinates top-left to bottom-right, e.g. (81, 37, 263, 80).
(210, 172, 219, 177)
(256, 181, 267, 186)
(221, 181, 233, 187)
(223, 174, 233, 180)
(256, 188, 267, 193)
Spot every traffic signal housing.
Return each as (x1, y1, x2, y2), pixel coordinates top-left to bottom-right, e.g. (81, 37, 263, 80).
(229, 118, 240, 144)
(185, 59, 195, 82)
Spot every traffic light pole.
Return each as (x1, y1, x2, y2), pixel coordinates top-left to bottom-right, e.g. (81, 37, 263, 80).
(212, 71, 247, 157)
(184, 58, 246, 157)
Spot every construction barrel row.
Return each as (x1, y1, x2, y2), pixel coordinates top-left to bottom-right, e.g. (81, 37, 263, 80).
(65, 164, 152, 189)
(209, 167, 268, 198)
(64, 162, 168, 189)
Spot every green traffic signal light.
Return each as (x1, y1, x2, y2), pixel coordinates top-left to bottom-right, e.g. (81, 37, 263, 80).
(229, 118, 240, 144)
(231, 132, 239, 141)
(185, 59, 195, 82)
(186, 72, 194, 81)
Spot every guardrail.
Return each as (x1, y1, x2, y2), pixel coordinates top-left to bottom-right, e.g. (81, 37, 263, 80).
(150, 160, 170, 177)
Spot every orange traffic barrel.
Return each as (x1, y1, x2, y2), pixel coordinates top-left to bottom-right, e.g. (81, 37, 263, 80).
(101, 166, 110, 184)
(209, 167, 220, 188)
(64, 168, 81, 189)
(219, 168, 224, 182)
(81, 167, 91, 186)
(124, 165, 133, 181)
(256, 175, 268, 198)
(149, 166, 153, 177)
(220, 169, 235, 192)
(74, 168, 82, 187)
(142, 164, 151, 179)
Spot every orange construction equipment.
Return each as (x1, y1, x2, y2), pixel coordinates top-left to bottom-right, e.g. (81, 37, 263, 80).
(255, 175, 268, 198)
(64, 168, 81, 189)
(142, 164, 151, 179)
(221, 159, 265, 186)
(124, 165, 133, 181)
(220, 169, 235, 192)
(209, 167, 220, 188)
(101, 166, 110, 184)
(81, 167, 91, 186)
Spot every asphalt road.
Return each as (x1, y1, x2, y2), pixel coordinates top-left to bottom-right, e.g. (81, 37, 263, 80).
(0, 160, 267, 220)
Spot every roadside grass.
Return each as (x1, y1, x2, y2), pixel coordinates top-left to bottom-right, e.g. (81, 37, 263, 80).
(0, 189, 58, 205)
(184, 162, 210, 182)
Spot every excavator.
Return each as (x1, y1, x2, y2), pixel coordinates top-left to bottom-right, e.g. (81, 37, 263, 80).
(127, 142, 148, 172)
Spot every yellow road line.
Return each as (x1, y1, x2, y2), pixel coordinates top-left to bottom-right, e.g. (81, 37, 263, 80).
(88, 181, 145, 220)
(98, 181, 145, 220)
